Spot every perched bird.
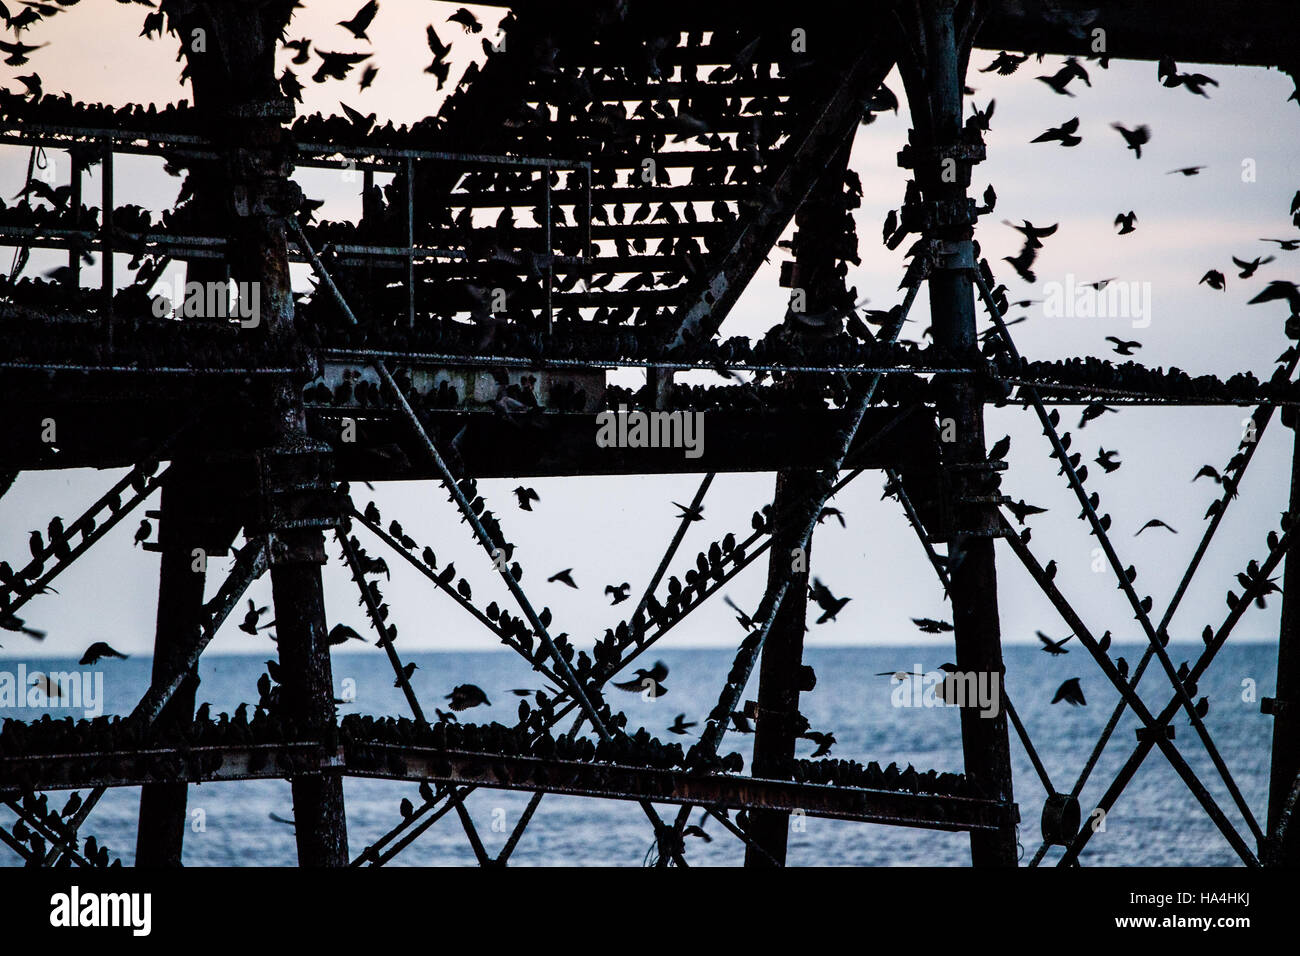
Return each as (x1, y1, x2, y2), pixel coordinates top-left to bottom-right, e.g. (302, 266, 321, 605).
(1136, 518, 1178, 536)
(1037, 631, 1073, 655)
(1111, 123, 1150, 158)
(1104, 336, 1141, 355)
(446, 683, 490, 710)
(1052, 677, 1086, 706)
(605, 582, 631, 605)
(613, 661, 668, 697)
(513, 486, 540, 511)
(79, 642, 127, 666)
(668, 713, 697, 735)
(338, 1, 379, 41)
(1096, 448, 1122, 473)
(1114, 211, 1137, 234)
(548, 568, 578, 588)
(1044, 560, 1058, 581)
(133, 519, 151, 547)
(394, 661, 418, 687)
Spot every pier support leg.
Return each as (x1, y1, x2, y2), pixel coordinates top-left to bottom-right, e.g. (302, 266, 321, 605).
(746, 470, 816, 866)
(897, 0, 1018, 866)
(1268, 426, 1300, 864)
(135, 467, 206, 866)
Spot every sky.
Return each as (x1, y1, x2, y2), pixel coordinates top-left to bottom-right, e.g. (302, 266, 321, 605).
(1, 0, 1299, 667)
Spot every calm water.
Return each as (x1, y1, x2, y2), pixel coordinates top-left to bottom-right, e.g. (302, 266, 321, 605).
(0, 644, 1278, 866)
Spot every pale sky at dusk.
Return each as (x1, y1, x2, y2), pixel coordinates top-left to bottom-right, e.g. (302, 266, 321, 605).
(2, 0, 1299, 664)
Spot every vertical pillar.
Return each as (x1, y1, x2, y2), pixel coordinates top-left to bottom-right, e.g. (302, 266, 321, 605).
(1268, 427, 1300, 863)
(897, 0, 1018, 866)
(745, 131, 855, 867)
(745, 470, 816, 866)
(175, 2, 348, 866)
(135, 466, 206, 866)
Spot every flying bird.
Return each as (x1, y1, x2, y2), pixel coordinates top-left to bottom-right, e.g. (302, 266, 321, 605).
(338, 1, 379, 41)
(605, 582, 631, 605)
(548, 568, 578, 588)
(1114, 211, 1137, 234)
(513, 486, 540, 511)
(79, 642, 128, 666)
(1052, 677, 1086, 706)
(613, 661, 668, 697)
(447, 7, 482, 33)
(668, 713, 697, 735)
(1167, 166, 1205, 176)
(1232, 255, 1274, 279)
(446, 683, 490, 710)
(1037, 631, 1073, 655)
(1111, 123, 1150, 157)
(1104, 336, 1141, 355)
(912, 617, 953, 634)
(1096, 448, 1121, 473)
(1136, 518, 1178, 536)
(808, 578, 850, 624)
(1030, 117, 1081, 147)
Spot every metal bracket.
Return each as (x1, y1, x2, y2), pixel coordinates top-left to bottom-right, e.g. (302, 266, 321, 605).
(1262, 697, 1291, 717)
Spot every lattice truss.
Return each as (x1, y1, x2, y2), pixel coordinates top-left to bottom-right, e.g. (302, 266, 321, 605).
(0, 0, 1298, 867)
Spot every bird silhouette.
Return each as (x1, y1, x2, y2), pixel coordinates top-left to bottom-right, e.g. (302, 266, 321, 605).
(605, 582, 630, 605)
(1136, 518, 1177, 536)
(1105, 336, 1142, 355)
(446, 683, 490, 710)
(1111, 123, 1150, 157)
(1030, 117, 1081, 147)
(79, 642, 127, 665)
(1052, 678, 1086, 706)
(447, 7, 481, 33)
(808, 578, 850, 624)
(548, 568, 578, 588)
(1096, 448, 1121, 473)
(613, 661, 668, 697)
(513, 486, 539, 511)
(1114, 211, 1137, 234)
(1037, 631, 1073, 655)
(668, 713, 697, 735)
(1232, 255, 1274, 278)
(337, 1, 378, 41)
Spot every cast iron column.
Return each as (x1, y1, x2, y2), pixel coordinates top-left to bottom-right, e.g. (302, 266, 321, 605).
(896, 0, 1018, 866)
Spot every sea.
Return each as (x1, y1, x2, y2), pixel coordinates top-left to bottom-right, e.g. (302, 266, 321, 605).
(0, 644, 1279, 867)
